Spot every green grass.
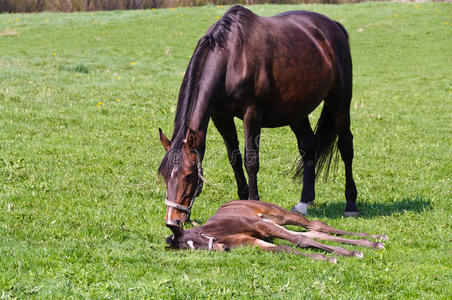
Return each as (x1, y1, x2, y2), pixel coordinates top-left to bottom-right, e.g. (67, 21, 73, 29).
(0, 2, 451, 298)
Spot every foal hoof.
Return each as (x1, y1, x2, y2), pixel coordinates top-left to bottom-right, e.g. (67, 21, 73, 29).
(374, 242, 385, 250)
(327, 257, 337, 264)
(291, 202, 311, 216)
(379, 235, 389, 241)
(344, 211, 360, 218)
(352, 251, 363, 258)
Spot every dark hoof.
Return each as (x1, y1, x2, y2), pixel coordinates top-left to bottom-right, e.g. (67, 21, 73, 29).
(344, 211, 360, 218)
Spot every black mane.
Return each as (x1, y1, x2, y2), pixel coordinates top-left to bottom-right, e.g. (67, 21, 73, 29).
(158, 6, 253, 178)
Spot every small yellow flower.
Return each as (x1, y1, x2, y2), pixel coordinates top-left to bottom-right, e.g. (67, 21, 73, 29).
(444, 22, 449, 25)
(15, 18, 19, 22)
(216, 16, 220, 19)
(130, 61, 136, 66)
(170, 7, 174, 11)
(180, 14, 183, 17)
(414, 4, 419, 8)
(97, 102, 103, 107)
(46, 18, 49, 22)
(53, 52, 56, 56)
(394, 14, 399, 18)
(117, 76, 120, 80)
(93, 20, 97, 24)
(152, 8, 155, 10)
(117, 99, 121, 102)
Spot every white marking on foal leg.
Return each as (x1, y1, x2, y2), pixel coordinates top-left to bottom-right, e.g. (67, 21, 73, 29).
(187, 240, 195, 249)
(254, 239, 277, 248)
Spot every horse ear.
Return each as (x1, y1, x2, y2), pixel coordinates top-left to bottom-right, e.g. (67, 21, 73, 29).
(159, 128, 171, 151)
(185, 128, 201, 150)
(168, 225, 184, 237)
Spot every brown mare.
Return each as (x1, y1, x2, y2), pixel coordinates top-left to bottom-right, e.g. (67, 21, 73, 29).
(166, 200, 387, 262)
(159, 6, 358, 227)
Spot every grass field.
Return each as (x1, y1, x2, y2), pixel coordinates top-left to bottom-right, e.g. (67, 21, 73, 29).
(1, 2, 451, 298)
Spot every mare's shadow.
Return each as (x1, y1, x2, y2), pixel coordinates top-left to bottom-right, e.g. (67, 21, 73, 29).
(306, 196, 432, 219)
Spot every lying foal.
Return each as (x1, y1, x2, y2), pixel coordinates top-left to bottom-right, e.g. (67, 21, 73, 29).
(166, 200, 387, 262)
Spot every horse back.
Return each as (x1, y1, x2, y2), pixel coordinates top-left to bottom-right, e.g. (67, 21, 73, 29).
(213, 7, 351, 125)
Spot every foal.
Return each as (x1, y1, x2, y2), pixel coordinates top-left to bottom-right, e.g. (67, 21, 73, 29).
(166, 200, 387, 262)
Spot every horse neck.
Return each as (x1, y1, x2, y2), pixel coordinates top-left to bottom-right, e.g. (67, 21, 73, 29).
(185, 51, 227, 148)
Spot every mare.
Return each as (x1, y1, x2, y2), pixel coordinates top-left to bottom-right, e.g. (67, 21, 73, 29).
(159, 5, 358, 227)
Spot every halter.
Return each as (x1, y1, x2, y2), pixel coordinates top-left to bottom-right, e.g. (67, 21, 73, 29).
(165, 153, 205, 220)
(201, 234, 215, 251)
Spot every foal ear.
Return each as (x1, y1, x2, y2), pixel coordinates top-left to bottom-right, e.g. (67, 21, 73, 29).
(159, 128, 171, 151)
(168, 225, 184, 237)
(184, 128, 201, 150)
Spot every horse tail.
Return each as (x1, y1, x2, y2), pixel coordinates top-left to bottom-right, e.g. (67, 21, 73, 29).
(313, 105, 339, 181)
(294, 105, 339, 181)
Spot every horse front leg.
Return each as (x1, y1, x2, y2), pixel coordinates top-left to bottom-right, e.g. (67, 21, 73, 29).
(211, 113, 249, 199)
(243, 105, 262, 200)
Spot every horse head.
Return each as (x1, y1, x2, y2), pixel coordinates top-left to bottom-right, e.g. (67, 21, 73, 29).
(159, 128, 206, 227)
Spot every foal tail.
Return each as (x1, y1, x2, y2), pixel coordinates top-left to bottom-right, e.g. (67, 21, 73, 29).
(294, 105, 339, 181)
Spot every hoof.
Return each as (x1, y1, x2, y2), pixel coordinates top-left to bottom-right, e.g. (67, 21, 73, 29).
(327, 257, 337, 264)
(344, 211, 360, 218)
(380, 235, 389, 241)
(352, 251, 363, 258)
(291, 202, 311, 216)
(374, 242, 385, 250)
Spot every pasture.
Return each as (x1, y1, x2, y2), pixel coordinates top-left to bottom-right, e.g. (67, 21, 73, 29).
(0, 2, 451, 298)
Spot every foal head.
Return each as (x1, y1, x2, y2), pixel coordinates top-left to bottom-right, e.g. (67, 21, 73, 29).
(166, 226, 229, 251)
(159, 128, 205, 227)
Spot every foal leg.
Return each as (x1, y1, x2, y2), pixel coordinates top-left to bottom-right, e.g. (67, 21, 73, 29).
(220, 234, 336, 262)
(297, 231, 384, 249)
(211, 114, 249, 199)
(290, 117, 316, 215)
(254, 219, 363, 257)
(255, 201, 387, 241)
(243, 105, 262, 200)
(253, 238, 337, 263)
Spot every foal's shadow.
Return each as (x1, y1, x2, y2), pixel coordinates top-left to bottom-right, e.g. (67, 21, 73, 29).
(306, 196, 432, 219)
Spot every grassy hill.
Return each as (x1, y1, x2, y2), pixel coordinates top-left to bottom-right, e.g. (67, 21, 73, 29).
(0, 3, 451, 298)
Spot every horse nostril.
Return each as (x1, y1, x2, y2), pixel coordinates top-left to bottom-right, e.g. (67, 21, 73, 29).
(166, 218, 182, 227)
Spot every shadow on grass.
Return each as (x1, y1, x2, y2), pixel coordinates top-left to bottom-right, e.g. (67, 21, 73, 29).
(307, 196, 432, 219)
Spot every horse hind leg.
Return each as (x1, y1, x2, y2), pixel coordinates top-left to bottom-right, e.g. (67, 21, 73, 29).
(290, 117, 316, 215)
(325, 79, 359, 216)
